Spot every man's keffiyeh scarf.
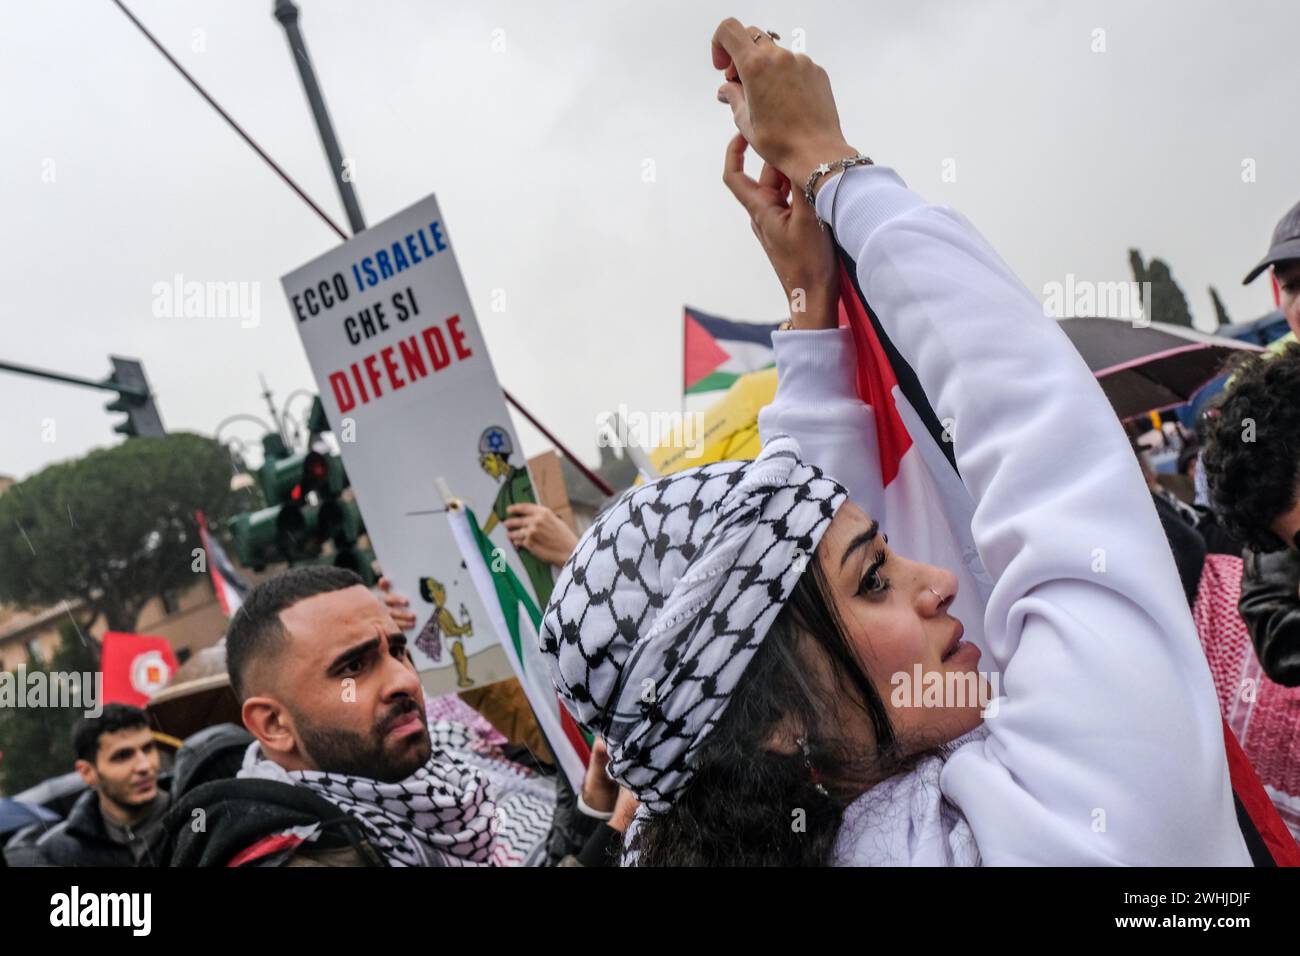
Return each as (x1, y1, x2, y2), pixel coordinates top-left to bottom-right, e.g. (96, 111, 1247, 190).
(539, 435, 848, 850)
(423, 701, 559, 866)
(240, 719, 553, 867)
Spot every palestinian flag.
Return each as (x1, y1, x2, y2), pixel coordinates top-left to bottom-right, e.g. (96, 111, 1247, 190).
(834, 251, 1300, 866)
(447, 505, 591, 791)
(683, 306, 780, 395)
(196, 509, 250, 617)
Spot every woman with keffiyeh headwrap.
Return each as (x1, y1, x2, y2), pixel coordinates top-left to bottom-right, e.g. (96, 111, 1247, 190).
(537, 19, 1250, 866)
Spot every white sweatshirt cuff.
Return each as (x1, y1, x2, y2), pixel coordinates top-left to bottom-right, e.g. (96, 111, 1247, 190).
(770, 327, 858, 402)
(814, 165, 926, 248)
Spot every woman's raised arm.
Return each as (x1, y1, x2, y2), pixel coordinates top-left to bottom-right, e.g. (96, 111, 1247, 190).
(710, 16, 1248, 863)
(817, 164, 1246, 864)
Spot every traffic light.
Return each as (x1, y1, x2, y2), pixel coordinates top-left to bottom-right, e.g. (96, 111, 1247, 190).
(227, 410, 374, 583)
(104, 356, 165, 437)
(306, 395, 331, 436)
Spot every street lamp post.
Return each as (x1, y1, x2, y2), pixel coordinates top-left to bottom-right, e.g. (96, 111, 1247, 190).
(272, 0, 366, 235)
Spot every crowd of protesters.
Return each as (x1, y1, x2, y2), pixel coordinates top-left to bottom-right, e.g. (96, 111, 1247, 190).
(6, 17, 1300, 868)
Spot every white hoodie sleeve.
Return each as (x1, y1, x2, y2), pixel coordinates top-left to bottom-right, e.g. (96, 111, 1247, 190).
(757, 327, 886, 521)
(759, 165, 1247, 865)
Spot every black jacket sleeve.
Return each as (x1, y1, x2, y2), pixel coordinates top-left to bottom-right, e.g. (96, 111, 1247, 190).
(1238, 548, 1300, 687)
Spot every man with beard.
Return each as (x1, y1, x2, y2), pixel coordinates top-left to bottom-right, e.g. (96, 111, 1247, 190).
(168, 566, 545, 867)
(31, 704, 169, 866)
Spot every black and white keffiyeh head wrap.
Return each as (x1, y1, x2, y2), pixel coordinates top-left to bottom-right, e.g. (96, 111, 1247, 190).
(540, 435, 848, 819)
(241, 720, 500, 867)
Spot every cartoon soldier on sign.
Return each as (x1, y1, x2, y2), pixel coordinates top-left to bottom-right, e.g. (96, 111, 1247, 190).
(414, 576, 475, 688)
(477, 425, 555, 606)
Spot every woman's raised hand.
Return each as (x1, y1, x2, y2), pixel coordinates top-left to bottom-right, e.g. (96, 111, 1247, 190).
(722, 133, 840, 330)
(712, 18, 857, 196)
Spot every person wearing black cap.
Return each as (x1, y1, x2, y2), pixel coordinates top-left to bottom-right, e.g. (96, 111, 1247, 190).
(1243, 199, 1300, 344)
(1202, 201, 1300, 688)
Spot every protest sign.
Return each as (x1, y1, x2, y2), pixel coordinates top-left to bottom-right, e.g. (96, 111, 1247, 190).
(282, 194, 550, 694)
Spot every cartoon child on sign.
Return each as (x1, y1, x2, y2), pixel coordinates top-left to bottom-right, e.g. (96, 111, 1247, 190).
(414, 576, 475, 688)
(477, 425, 554, 606)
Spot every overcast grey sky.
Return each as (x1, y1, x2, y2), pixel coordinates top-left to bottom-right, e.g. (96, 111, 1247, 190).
(2, 0, 1294, 481)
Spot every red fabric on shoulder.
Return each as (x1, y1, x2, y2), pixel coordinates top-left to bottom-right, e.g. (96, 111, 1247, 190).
(836, 263, 912, 485)
(227, 832, 306, 868)
(1223, 718, 1300, 866)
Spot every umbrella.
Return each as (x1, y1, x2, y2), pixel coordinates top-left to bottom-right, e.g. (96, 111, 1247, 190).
(12, 771, 87, 817)
(1216, 309, 1289, 348)
(146, 642, 240, 741)
(0, 797, 60, 836)
(1059, 318, 1263, 421)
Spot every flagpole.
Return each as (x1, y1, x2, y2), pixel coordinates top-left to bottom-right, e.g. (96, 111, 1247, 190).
(443, 494, 591, 788)
(681, 307, 687, 419)
(503, 390, 614, 497)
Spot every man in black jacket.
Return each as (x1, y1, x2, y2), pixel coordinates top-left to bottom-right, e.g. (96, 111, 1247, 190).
(167, 566, 509, 867)
(32, 704, 169, 866)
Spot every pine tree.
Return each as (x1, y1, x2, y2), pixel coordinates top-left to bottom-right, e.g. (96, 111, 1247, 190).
(1209, 286, 1232, 328)
(1129, 249, 1194, 328)
(0, 620, 101, 795)
(0, 432, 235, 633)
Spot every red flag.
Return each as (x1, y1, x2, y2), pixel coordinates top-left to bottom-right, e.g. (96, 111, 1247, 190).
(1222, 721, 1300, 865)
(101, 632, 178, 707)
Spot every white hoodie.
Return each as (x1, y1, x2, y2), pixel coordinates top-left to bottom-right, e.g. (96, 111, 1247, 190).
(757, 165, 1249, 866)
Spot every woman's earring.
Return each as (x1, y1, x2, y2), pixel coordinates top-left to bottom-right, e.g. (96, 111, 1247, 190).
(796, 735, 830, 797)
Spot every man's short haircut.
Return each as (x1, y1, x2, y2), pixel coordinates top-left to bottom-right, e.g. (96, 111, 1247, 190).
(1203, 343, 1300, 551)
(73, 703, 149, 763)
(225, 565, 364, 701)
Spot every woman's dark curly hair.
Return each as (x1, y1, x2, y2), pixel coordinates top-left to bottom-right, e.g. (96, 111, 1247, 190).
(627, 556, 920, 866)
(1202, 343, 1300, 552)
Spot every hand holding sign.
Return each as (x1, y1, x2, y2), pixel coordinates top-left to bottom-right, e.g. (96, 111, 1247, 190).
(503, 503, 579, 568)
(376, 576, 417, 631)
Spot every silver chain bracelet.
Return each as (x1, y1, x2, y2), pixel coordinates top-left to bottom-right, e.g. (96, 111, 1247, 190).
(802, 153, 873, 217)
